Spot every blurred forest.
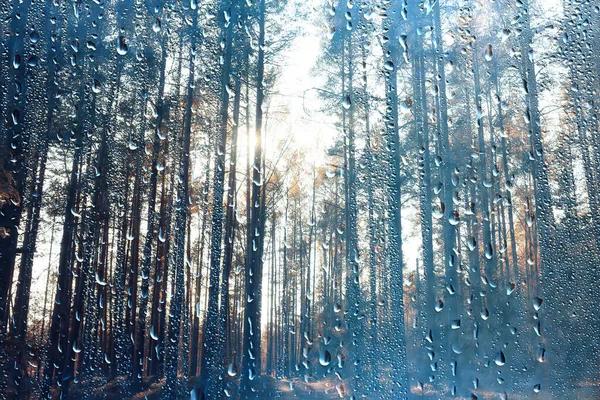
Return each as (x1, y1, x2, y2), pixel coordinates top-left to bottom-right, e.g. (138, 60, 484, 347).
(0, 0, 599, 398)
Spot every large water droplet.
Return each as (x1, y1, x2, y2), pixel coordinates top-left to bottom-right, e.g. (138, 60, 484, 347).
(319, 350, 331, 366)
(495, 351, 506, 366)
(227, 362, 238, 377)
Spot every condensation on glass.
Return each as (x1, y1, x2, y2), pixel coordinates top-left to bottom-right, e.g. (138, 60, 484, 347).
(0, 0, 598, 399)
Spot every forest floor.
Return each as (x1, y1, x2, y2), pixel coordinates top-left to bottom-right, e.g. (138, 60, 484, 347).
(62, 375, 600, 399)
(67, 375, 341, 399)
(265, 377, 341, 399)
(413, 379, 600, 400)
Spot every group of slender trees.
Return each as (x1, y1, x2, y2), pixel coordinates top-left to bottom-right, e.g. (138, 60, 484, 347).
(1, 0, 599, 398)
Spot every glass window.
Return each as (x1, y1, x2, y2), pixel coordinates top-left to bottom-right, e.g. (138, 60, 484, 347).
(0, 0, 598, 398)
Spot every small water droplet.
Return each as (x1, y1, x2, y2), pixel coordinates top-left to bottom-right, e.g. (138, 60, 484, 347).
(30, 30, 40, 43)
(117, 36, 128, 55)
(92, 79, 102, 93)
(485, 43, 493, 61)
(435, 298, 444, 312)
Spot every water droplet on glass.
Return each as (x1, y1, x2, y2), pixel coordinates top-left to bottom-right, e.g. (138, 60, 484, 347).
(29, 30, 40, 43)
(495, 351, 506, 366)
(227, 362, 238, 377)
(117, 36, 128, 55)
(92, 79, 102, 93)
(319, 350, 331, 366)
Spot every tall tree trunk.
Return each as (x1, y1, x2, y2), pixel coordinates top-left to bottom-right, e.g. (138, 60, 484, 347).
(241, 0, 266, 393)
(165, 9, 197, 395)
(220, 64, 243, 382)
(135, 32, 169, 384)
(199, 0, 235, 396)
(0, 0, 34, 346)
(381, 0, 409, 393)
